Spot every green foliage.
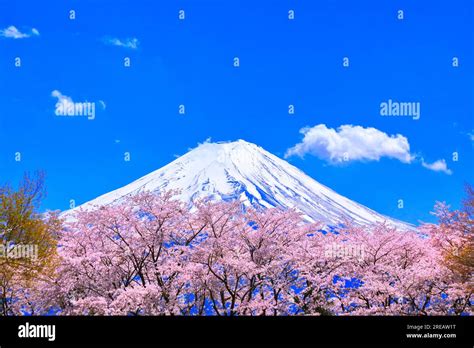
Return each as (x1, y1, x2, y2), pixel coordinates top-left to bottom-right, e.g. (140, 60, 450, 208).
(0, 172, 60, 315)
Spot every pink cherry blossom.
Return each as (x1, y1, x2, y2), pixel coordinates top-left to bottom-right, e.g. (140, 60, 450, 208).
(15, 191, 471, 316)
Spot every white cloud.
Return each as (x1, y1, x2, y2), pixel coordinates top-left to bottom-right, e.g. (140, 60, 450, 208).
(421, 159, 452, 175)
(104, 37, 139, 49)
(468, 131, 474, 142)
(0, 26, 39, 39)
(285, 124, 414, 164)
(200, 137, 212, 145)
(188, 137, 212, 152)
(51, 90, 74, 110)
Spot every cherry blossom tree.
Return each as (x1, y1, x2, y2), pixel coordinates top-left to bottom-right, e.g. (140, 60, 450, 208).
(38, 191, 192, 315)
(184, 201, 320, 315)
(19, 190, 471, 316)
(322, 223, 443, 315)
(418, 190, 473, 315)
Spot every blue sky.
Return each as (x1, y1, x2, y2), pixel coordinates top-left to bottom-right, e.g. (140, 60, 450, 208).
(0, 0, 472, 224)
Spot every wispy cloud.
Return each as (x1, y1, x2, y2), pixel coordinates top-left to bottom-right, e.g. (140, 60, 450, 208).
(103, 37, 139, 49)
(421, 158, 452, 175)
(0, 25, 39, 39)
(285, 124, 414, 164)
(52, 90, 74, 109)
(187, 137, 212, 152)
(468, 130, 474, 142)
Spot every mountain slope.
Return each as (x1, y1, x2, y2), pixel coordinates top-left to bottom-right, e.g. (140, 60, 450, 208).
(64, 140, 411, 229)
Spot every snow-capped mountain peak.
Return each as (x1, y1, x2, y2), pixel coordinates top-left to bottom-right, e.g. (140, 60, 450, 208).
(65, 139, 411, 229)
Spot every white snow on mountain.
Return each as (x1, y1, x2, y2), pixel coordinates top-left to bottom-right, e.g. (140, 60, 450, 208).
(63, 140, 412, 230)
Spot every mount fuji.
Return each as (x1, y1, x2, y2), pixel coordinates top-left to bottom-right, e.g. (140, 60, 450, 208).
(64, 140, 411, 229)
